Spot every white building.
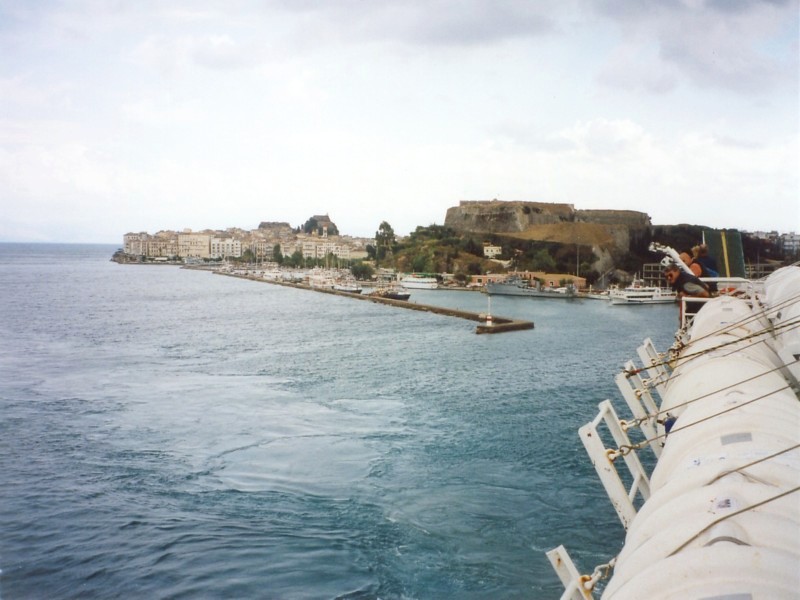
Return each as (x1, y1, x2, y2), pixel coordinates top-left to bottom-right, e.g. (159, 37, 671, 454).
(781, 232, 800, 255)
(483, 244, 502, 258)
(210, 237, 242, 259)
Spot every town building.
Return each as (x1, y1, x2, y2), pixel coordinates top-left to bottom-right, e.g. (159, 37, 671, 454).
(177, 232, 211, 259)
(123, 232, 148, 255)
(210, 237, 242, 259)
(781, 232, 800, 257)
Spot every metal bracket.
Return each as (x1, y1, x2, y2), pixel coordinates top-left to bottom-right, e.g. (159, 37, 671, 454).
(636, 338, 671, 400)
(546, 545, 593, 600)
(579, 400, 651, 529)
(615, 360, 662, 459)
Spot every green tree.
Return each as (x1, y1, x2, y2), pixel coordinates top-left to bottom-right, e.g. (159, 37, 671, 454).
(273, 244, 284, 265)
(302, 217, 318, 235)
(411, 252, 431, 273)
(288, 250, 304, 267)
(375, 221, 395, 266)
(467, 262, 482, 275)
(351, 263, 375, 281)
(461, 237, 482, 256)
(531, 249, 556, 272)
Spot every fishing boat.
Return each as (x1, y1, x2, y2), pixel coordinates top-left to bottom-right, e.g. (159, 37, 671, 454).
(401, 274, 438, 289)
(487, 275, 577, 298)
(547, 259, 800, 598)
(608, 280, 677, 305)
(332, 276, 362, 293)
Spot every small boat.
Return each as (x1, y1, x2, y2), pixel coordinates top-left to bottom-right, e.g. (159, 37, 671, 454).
(584, 290, 611, 300)
(608, 280, 676, 305)
(486, 275, 577, 298)
(332, 276, 362, 293)
(400, 274, 438, 289)
(333, 282, 362, 293)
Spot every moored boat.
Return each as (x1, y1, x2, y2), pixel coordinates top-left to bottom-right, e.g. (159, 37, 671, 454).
(487, 275, 577, 298)
(608, 280, 677, 305)
(401, 274, 438, 289)
(367, 284, 411, 301)
(332, 276, 362, 293)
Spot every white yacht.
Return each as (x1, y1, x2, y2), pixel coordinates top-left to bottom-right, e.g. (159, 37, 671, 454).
(400, 274, 438, 289)
(608, 280, 677, 305)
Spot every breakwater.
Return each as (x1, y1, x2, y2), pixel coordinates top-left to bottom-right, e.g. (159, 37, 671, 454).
(213, 270, 534, 334)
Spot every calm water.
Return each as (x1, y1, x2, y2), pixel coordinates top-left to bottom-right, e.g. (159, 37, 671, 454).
(0, 244, 678, 599)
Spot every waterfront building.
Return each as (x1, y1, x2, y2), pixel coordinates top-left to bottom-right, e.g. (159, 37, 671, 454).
(177, 232, 211, 259)
(210, 237, 242, 259)
(123, 232, 148, 255)
(249, 238, 274, 260)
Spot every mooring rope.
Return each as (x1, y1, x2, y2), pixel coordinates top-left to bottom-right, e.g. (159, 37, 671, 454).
(667, 485, 800, 557)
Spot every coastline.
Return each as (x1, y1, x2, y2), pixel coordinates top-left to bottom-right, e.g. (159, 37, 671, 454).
(209, 268, 534, 334)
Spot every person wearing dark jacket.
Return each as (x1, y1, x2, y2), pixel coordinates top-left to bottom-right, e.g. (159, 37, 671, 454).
(664, 263, 710, 298)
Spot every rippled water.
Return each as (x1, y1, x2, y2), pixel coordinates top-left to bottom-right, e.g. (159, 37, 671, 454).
(0, 244, 678, 599)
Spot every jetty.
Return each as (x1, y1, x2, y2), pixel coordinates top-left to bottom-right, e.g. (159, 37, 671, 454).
(213, 270, 533, 334)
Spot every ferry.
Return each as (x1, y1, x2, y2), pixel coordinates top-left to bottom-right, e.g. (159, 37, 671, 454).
(608, 281, 677, 305)
(400, 274, 439, 289)
(548, 260, 800, 599)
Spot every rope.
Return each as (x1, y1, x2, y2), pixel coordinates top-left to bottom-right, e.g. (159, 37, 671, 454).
(706, 443, 800, 485)
(667, 485, 800, 556)
(580, 556, 618, 592)
(613, 382, 794, 459)
(624, 314, 800, 379)
(683, 289, 800, 346)
(624, 358, 800, 430)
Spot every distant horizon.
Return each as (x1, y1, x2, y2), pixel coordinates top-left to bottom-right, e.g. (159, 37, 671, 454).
(1, 221, 796, 246)
(2, 2, 796, 245)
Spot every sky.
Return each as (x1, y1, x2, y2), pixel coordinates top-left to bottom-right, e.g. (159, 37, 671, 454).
(0, 0, 798, 243)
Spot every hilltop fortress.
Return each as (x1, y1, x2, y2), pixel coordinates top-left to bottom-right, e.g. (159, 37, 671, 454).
(445, 200, 652, 271)
(444, 200, 650, 242)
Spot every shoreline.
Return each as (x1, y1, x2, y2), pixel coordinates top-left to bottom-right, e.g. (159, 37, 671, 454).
(211, 269, 534, 335)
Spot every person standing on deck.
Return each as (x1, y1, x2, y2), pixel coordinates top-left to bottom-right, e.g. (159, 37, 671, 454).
(664, 263, 710, 298)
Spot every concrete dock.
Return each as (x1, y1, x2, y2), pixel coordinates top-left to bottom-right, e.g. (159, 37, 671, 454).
(213, 271, 534, 334)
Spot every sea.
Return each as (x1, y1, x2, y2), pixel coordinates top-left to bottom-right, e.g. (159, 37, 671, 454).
(0, 243, 679, 599)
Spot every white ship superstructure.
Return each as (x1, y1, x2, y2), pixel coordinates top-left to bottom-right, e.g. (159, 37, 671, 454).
(548, 263, 800, 599)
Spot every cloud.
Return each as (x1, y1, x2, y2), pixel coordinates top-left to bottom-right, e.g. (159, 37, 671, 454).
(265, 0, 562, 47)
(120, 95, 205, 126)
(592, 0, 799, 93)
(131, 33, 265, 74)
(596, 43, 680, 94)
(556, 118, 654, 157)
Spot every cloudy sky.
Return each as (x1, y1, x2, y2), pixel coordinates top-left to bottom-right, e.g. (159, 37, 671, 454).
(1, 0, 797, 242)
